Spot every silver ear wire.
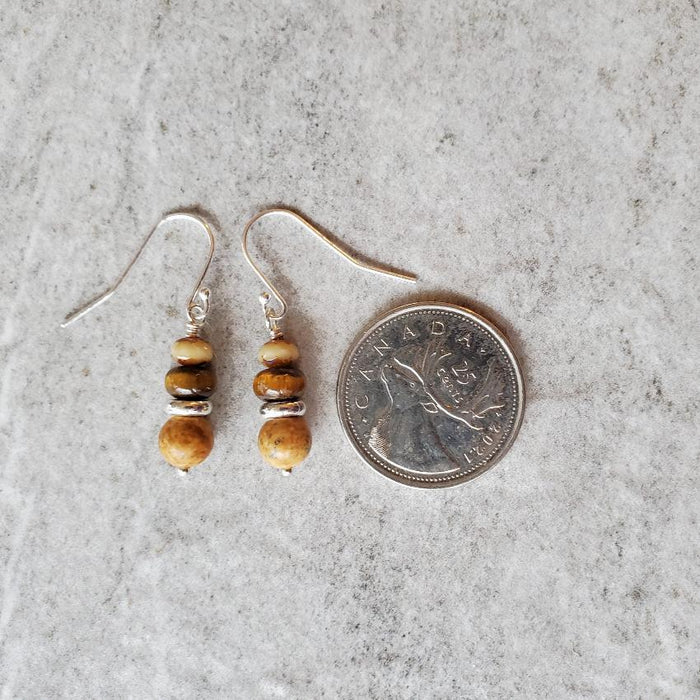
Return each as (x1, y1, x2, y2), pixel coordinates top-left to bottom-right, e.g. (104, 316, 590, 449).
(241, 208, 417, 332)
(61, 212, 216, 333)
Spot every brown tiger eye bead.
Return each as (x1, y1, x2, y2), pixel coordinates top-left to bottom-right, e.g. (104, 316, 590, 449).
(165, 363, 216, 399)
(258, 416, 311, 470)
(258, 338, 300, 367)
(158, 416, 214, 470)
(171, 336, 214, 365)
(253, 367, 305, 401)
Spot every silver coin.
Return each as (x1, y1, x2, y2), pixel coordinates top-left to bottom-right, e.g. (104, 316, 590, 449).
(337, 302, 525, 488)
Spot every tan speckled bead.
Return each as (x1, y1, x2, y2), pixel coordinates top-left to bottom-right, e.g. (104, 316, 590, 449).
(158, 416, 214, 470)
(165, 363, 216, 399)
(253, 367, 305, 401)
(258, 338, 300, 367)
(171, 336, 214, 365)
(258, 416, 311, 470)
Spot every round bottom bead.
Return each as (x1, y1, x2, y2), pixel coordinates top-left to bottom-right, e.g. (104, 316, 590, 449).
(158, 415, 214, 470)
(258, 416, 311, 470)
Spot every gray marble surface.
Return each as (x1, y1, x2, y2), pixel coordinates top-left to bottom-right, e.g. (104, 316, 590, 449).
(1, 1, 698, 698)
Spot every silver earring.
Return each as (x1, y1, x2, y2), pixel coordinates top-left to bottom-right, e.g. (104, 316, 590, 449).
(62, 212, 218, 471)
(241, 208, 416, 474)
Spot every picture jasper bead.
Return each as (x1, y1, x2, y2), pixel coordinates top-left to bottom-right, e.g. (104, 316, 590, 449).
(253, 367, 305, 401)
(171, 336, 214, 365)
(158, 415, 214, 470)
(257, 416, 311, 470)
(258, 338, 300, 367)
(165, 363, 216, 399)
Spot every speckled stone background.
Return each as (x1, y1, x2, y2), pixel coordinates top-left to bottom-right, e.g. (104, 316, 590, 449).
(1, 1, 698, 698)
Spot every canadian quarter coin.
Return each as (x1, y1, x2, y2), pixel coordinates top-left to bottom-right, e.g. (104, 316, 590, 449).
(337, 302, 525, 488)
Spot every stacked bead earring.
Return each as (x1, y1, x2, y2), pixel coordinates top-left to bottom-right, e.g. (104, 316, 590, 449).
(159, 296, 216, 471)
(62, 212, 217, 471)
(252, 305, 310, 473)
(241, 208, 416, 474)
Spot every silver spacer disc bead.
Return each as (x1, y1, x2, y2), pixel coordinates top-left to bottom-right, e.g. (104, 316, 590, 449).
(259, 399, 306, 419)
(166, 400, 213, 417)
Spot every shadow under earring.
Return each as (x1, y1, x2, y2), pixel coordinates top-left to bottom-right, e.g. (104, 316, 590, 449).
(241, 208, 416, 474)
(62, 212, 218, 471)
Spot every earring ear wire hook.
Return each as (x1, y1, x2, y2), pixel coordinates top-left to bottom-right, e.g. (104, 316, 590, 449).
(241, 208, 417, 326)
(61, 212, 216, 330)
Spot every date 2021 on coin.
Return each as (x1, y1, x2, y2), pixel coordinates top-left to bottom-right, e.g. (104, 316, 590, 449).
(337, 303, 524, 488)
